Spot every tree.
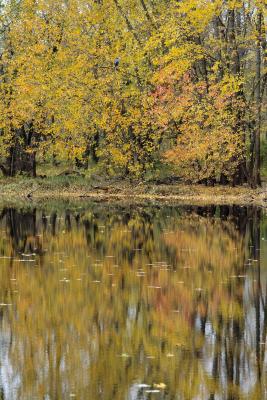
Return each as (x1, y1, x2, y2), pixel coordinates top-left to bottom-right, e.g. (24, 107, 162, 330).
(0, 0, 265, 184)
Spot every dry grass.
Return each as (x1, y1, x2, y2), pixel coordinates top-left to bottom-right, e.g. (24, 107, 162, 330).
(0, 176, 266, 206)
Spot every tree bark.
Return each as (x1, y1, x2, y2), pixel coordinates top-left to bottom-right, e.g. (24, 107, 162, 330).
(252, 10, 263, 187)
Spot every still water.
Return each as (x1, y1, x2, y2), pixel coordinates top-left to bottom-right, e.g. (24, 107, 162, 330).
(0, 203, 266, 399)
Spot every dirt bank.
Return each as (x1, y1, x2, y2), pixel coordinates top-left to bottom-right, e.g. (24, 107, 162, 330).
(0, 177, 267, 206)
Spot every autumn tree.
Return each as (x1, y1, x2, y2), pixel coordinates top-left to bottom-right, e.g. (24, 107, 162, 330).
(0, 0, 265, 184)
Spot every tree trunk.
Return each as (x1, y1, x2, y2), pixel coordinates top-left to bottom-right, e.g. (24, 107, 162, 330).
(252, 10, 262, 187)
(228, 9, 247, 185)
(4, 125, 36, 177)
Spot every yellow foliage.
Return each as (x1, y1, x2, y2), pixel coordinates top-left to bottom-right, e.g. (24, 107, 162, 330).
(0, 0, 265, 181)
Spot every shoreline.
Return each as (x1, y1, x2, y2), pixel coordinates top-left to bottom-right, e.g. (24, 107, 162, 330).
(0, 179, 267, 206)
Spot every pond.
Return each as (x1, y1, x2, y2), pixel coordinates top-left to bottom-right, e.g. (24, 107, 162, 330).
(0, 203, 266, 399)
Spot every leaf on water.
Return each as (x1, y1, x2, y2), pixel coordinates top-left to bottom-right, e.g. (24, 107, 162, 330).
(148, 286, 161, 289)
(146, 390, 161, 393)
(118, 353, 131, 358)
(154, 383, 167, 389)
(136, 384, 151, 388)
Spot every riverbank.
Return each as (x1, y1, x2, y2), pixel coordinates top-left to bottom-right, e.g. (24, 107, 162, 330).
(0, 176, 267, 206)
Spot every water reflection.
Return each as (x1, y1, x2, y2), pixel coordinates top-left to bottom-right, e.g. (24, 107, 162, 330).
(0, 204, 266, 399)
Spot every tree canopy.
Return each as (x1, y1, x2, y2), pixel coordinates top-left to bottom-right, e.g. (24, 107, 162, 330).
(0, 0, 266, 186)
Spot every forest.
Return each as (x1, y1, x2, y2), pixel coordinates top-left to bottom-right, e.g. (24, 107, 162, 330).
(0, 0, 266, 188)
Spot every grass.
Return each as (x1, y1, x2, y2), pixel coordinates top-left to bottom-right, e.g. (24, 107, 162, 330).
(0, 175, 266, 206)
(0, 162, 266, 206)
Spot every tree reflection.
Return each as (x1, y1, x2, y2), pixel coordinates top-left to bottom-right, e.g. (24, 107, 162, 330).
(0, 204, 265, 399)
